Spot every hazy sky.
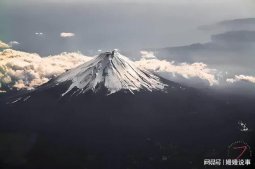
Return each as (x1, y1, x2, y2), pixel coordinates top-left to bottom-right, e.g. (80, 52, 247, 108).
(1, 0, 255, 90)
(0, 0, 254, 55)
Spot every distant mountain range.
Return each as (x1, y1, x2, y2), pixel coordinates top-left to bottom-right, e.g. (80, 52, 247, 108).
(137, 18, 255, 79)
(199, 18, 255, 31)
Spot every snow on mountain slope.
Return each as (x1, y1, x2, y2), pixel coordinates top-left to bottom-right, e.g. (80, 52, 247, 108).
(55, 51, 167, 95)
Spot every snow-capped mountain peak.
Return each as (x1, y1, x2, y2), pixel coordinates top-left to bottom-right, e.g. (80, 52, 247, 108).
(55, 51, 166, 95)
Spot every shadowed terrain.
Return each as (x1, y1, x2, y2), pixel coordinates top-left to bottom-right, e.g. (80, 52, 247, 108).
(0, 78, 254, 169)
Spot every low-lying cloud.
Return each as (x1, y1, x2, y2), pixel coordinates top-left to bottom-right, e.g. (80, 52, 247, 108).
(140, 51, 157, 59)
(0, 40, 10, 49)
(227, 75, 255, 84)
(0, 49, 92, 91)
(9, 41, 20, 47)
(135, 51, 218, 86)
(0, 49, 219, 91)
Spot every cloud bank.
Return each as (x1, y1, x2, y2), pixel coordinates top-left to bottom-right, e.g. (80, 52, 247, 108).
(60, 32, 75, 38)
(135, 51, 218, 86)
(0, 40, 10, 49)
(0, 49, 92, 91)
(227, 75, 255, 84)
(0, 49, 219, 91)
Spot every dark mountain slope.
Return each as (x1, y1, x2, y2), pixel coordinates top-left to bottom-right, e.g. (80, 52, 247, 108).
(0, 52, 254, 169)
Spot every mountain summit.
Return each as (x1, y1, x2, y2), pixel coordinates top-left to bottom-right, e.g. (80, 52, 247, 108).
(53, 51, 166, 96)
(1, 52, 255, 169)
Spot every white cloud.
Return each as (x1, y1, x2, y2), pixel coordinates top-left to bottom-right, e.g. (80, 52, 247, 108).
(0, 40, 10, 49)
(9, 41, 20, 47)
(0, 49, 92, 90)
(0, 49, 219, 91)
(227, 75, 255, 84)
(140, 50, 157, 59)
(35, 32, 44, 35)
(60, 32, 75, 38)
(135, 51, 218, 86)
